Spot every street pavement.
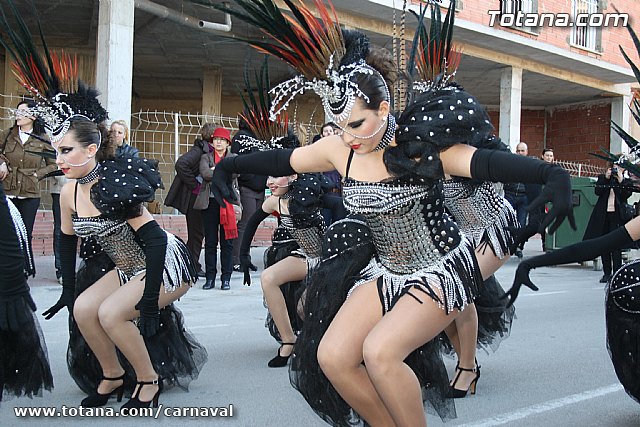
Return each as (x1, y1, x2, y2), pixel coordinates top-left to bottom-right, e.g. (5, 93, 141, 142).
(2, 238, 639, 426)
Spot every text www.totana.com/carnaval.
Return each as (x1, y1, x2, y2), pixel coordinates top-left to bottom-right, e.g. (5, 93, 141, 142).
(13, 404, 235, 418)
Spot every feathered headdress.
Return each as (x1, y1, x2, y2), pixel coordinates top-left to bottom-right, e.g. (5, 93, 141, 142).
(408, 0, 461, 93)
(0, 0, 107, 142)
(235, 58, 299, 152)
(204, 0, 382, 123)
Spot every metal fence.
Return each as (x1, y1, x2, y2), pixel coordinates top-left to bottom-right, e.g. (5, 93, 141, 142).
(555, 159, 606, 177)
(129, 110, 322, 213)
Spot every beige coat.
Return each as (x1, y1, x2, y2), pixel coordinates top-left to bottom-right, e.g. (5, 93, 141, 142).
(0, 127, 57, 198)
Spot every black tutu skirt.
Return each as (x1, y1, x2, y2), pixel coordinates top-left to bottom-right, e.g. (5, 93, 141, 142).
(68, 250, 207, 395)
(606, 260, 640, 403)
(263, 228, 305, 343)
(0, 295, 53, 401)
(290, 218, 457, 425)
(438, 275, 516, 355)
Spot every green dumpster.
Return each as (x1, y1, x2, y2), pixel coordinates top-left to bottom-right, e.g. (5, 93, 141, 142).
(545, 176, 598, 250)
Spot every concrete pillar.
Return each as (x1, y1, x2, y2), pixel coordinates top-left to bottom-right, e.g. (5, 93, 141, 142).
(96, 0, 134, 126)
(610, 93, 632, 155)
(202, 66, 222, 116)
(499, 67, 523, 152)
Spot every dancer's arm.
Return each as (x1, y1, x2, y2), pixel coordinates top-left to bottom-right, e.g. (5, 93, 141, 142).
(43, 182, 78, 320)
(239, 208, 271, 286)
(504, 220, 640, 307)
(441, 144, 575, 234)
(211, 137, 347, 206)
(129, 210, 167, 337)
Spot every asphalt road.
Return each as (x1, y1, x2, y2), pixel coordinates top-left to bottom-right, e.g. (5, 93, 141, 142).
(2, 239, 639, 426)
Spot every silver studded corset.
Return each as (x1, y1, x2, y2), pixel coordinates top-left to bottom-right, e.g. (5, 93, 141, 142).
(72, 214, 146, 278)
(280, 212, 326, 258)
(443, 179, 517, 259)
(343, 177, 462, 274)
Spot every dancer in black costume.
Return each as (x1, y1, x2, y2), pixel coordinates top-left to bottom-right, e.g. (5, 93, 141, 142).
(407, 4, 518, 395)
(202, 1, 573, 424)
(233, 61, 327, 365)
(0, 1, 205, 409)
(506, 20, 640, 405)
(240, 174, 328, 366)
(0, 180, 53, 402)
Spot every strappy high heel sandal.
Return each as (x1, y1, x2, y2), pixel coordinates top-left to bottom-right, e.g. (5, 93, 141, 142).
(268, 343, 295, 368)
(80, 373, 126, 407)
(121, 377, 163, 409)
(448, 362, 481, 398)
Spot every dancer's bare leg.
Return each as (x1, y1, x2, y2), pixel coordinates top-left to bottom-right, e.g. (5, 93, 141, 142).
(98, 276, 190, 402)
(73, 270, 125, 394)
(260, 256, 307, 355)
(364, 291, 461, 427)
(447, 248, 510, 389)
(318, 281, 396, 427)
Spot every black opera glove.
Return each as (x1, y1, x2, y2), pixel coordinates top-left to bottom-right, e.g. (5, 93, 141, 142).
(135, 298, 161, 337)
(501, 260, 539, 308)
(470, 149, 576, 234)
(43, 232, 77, 320)
(240, 253, 252, 286)
(134, 221, 167, 337)
(239, 209, 270, 287)
(502, 224, 634, 307)
(212, 150, 296, 207)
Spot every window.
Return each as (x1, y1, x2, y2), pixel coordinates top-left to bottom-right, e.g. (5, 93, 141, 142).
(500, 0, 534, 15)
(571, 0, 600, 51)
(500, 0, 537, 33)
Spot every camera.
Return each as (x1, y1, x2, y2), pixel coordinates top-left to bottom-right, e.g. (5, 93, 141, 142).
(611, 166, 618, 176)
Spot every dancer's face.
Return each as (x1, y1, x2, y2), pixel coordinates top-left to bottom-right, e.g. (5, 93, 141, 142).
(267, 176, 293, 196)
(337, 98, 389, 154)
(53, 130, 98, 178)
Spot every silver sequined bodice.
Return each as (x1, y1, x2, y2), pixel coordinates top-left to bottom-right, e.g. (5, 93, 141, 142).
(280, 212, 325, 258)
(72, 215, 145, 278)
(443, 179, 510, 236)
(343, 177, 462, 274)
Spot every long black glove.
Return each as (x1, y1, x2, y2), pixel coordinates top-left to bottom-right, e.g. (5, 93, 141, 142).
(212, 149, 295, 207)
(0, 181, 34, 330)
(239, 209, 270, 286)
(504, 225, 634, 307)
(471, 149, 576, 234)
(42, 232, 77, 320)
(135, 221, 167, 337)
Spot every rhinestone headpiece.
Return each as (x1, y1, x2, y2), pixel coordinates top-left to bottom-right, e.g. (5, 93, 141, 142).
(270, 57, 387, 124)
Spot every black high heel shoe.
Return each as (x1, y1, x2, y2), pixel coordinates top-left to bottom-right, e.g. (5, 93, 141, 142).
(448, 362, 481, 398)
(80, 373, 126, 407)
(268, 343, 295, 368)
(121, 378, 163, 409)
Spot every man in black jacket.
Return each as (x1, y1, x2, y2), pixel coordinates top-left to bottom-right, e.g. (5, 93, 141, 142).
(165, 123, 216, 276)
(230, 121, 266, 272)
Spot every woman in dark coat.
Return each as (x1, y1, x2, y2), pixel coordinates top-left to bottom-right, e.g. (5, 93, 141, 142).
(164, 123, 216, 275)
(583, 164, 633, 283)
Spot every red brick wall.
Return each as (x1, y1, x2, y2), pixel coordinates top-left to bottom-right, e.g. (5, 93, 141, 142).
(31, 212, 276, 256)
(407, 0, 640, 70)
(486, 109, 545, 155)
(546, 102, 611, 165)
